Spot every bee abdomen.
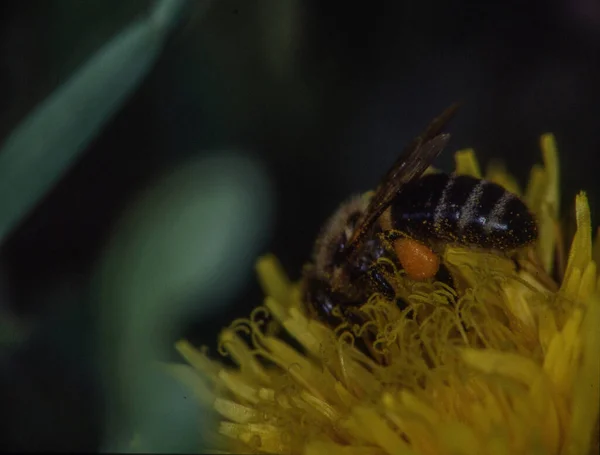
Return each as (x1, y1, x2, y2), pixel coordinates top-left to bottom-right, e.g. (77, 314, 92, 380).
(390, 173, 537, 250)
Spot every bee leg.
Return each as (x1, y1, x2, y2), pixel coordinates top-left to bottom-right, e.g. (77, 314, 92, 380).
(303, 275, 349, 324)
(435, 263, 456, 290)
(366, 264, 396, 301)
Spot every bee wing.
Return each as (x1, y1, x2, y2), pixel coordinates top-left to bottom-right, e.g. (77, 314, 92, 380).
(346, 103, 459, 258)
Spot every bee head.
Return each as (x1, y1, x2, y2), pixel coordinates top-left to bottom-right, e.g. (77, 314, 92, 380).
(312, 195, 369, 276)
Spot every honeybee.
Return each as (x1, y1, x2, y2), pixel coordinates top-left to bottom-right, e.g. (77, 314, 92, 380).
(301, 104, 538, 326)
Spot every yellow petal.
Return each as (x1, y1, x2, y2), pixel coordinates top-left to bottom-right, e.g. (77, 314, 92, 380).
(218, 370, 260, 404)
(543, 308, 583, 392)
(260, 336, 336, 402)
(398, 390, 440, 427)
(219, 422, 291, 453)
(502, 282, 536, 330)
(353, 407, 415, 455)
(592, 227, 600, 266)
(256, 254, 293, 306)
(566, 293, 600, 455)
(579, 261, 598, 301)
(537, 306, 558, 353)
(524, 134, 560, 274)
(436, 421, 480, 455)
(214, 398, 259, 424)
(304, 441, 386, 455)
(166, 363, 214, 406)
(263, 296, 324, 358)
(525, 164, 547, 211)
(461, 348, 542, 385)
(539, 133, 560, 219)
(485, 160, 522, 195)
(529, 372, 560, 453)
(175, 339, 220, 379)
(561, 192, 593, 300)
(219, 329, 272, 384)
(454, 149, 482, 178)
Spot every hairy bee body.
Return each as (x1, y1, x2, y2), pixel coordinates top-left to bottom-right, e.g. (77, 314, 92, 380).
(303, 173, 537, 324)
(304, 195, 390, 324)
(300, 105, 538, 327)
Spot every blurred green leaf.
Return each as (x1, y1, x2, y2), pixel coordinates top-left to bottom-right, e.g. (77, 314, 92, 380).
(0, 0, 190, 242)
(96, 152, 272, 451)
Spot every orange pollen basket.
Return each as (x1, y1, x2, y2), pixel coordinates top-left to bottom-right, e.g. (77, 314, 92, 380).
(393, 237, 440, 280)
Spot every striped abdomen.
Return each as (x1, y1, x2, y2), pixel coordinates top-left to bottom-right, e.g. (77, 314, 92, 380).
(389, 173, 537, 250)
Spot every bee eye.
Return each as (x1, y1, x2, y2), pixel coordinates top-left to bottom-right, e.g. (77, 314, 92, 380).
(394, 238, 440, 281)
(332, 235, 348, 266)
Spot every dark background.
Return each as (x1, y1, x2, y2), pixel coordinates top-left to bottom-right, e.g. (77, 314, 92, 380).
(0, 0, 599, 451)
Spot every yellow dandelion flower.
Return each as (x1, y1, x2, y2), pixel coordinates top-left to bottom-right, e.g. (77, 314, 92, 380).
(172, 134, 599, 455)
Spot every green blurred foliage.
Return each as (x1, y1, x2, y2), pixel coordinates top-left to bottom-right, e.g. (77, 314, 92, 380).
(0, 1, 274, 451)
(96, 153, 271, 450)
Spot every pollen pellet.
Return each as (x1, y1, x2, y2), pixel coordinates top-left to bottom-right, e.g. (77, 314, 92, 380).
(394, 238, 440, 280)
